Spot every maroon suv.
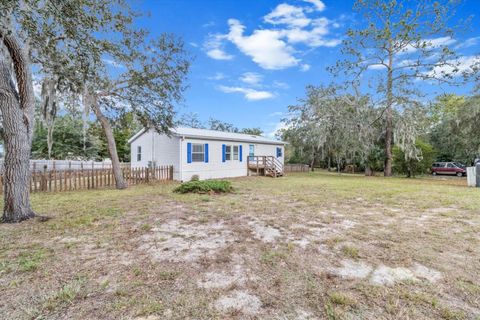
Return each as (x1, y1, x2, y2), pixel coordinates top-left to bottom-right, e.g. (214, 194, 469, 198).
(431, 162, 466, 177)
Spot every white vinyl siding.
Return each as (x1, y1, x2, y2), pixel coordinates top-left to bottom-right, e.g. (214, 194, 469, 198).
(130, 129, 180, 180)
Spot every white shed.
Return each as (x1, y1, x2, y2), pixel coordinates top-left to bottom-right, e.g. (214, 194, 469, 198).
(127, 127, 286, 181)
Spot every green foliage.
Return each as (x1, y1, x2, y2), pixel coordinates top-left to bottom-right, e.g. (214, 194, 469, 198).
(365, 145, 385, 172)
(281, 85, 380, 170)
(182, 116, 263, 136)
(393, 140, 436, 177)
(240, 127, 263, 136)
(208, 118, 238, 132)
(173, 180, 233, 194)
(88, 112, 140, 162)
(31, 114, 98, 160)
(428, 94, 480, 165)
(31, 111, 140, 161)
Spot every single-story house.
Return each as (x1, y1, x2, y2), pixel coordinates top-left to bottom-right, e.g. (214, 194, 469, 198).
(127, 127, 286, 181)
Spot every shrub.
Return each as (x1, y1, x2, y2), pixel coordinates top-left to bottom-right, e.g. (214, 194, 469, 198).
(173, 180, 233, 194)
(393, 139, 436, 177)
(190, 175, 200, 181)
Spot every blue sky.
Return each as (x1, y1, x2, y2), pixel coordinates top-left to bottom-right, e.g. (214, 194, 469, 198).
(134, 0, 480, 137)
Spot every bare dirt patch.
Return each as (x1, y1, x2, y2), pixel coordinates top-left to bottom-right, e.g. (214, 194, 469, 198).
(138, 219, 236, 263)
(214, 290, 262, 315)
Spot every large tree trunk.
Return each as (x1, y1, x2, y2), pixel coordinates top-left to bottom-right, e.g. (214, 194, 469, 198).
(0, 33, 36, 223)
(384, 39, 394, 177)
(91, 100, 127, 189)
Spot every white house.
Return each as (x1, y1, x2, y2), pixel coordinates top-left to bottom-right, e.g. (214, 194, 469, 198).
(127, 127, 286, 181)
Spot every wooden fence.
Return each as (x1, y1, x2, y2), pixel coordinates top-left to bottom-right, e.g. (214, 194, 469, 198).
(0, 166, 173, 193)
(284, 164, 310, 173)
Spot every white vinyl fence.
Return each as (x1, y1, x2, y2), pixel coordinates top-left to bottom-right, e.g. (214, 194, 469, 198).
(0, 160, 130, 172)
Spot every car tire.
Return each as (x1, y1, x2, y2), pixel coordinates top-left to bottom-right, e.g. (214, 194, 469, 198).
(456, 172, 463, 177)
(432, 172, 437, 176)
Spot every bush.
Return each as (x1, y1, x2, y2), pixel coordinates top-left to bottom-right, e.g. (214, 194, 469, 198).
(393, 139, 436, 177)
(173, 180, 233, 194)
(190, 175, 200, 181)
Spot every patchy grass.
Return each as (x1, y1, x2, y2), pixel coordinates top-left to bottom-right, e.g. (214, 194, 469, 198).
(0, 171, 479, 319)
(340, 245, 360, 259)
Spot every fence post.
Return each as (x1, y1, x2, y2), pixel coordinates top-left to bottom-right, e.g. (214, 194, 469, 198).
(42, 165, 47, 192)
(32, 163, 37, 192)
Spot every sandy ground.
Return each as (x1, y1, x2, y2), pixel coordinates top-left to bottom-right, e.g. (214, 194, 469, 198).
(0, 172, 479, 319)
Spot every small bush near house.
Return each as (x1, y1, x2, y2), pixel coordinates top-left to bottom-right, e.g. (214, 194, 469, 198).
(190, 175, 200, 181)
(173, 180, 233, 194)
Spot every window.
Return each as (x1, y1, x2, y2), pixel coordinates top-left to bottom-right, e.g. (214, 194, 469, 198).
(225, 145, 232, 161)
(249, 144, 255, 157)
(447, 163, 455, 168)
(192, 143, 205, 162)
(233, 146, 239, 160)
(276, 147, 282, 158)
(137, 146, 142, 161)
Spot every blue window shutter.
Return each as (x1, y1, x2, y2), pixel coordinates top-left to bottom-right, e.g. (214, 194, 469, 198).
(276, 147, 281, 158)
(222, 144, 226, 162)
(204, 143, 209, 163)
(187, 143, 192, 163)
(239, 145, 243, 162)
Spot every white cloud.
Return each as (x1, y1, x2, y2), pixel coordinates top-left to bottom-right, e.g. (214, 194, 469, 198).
(240, 72, 263, 85)
(455, 37, 480, 50)
(300, 64, 311, 71)
(227, 19, 299, 70)
(273, 81, 289, 89)
(207, 72, 226, 80)
(218, 85, 275, 101)
(368, 64, 387, 70)
(205, 2, 340, 70)
(264, 3, 311, 28)
(428, 36, 456, 47)
(397, 37, 457, 55)
(204, 34, 234, 60)
(303, 0, 326, 12)
(425, 55, 480, 78)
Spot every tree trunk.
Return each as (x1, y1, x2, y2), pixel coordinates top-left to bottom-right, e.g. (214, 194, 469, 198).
(91, 99, 127, 189)
(0, 33, 36, 223)
(384, 38, 394, 177)
(365, 165, 373, 176)
(47, 124, 54, 159)
(310, 150, 315, 172)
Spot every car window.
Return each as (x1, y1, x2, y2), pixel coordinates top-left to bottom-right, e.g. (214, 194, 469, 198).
(447, 163, 455, 168)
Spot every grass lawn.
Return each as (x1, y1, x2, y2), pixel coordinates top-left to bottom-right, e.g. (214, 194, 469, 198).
(1, 171, 479, 319)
